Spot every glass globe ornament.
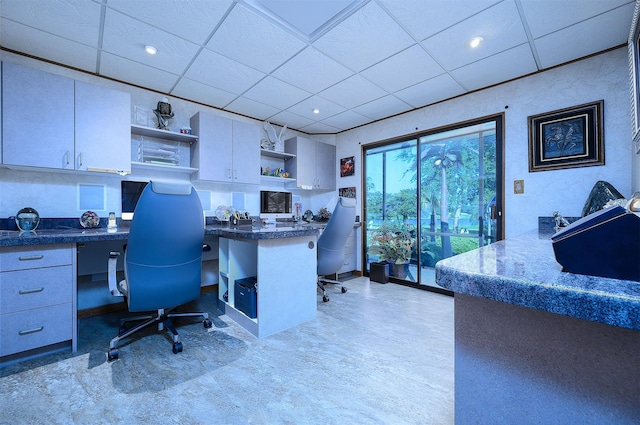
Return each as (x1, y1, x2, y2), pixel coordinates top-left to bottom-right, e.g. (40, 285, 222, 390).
(15, 207, 40, 232)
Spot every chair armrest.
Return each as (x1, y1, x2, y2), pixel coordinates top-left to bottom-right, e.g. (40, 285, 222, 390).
(108, 251, 124, 297)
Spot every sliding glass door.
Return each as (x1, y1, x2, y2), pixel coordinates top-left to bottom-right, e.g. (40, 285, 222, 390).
(364, 116, 503, 292)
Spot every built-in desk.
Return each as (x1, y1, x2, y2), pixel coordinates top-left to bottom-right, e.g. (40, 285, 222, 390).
(435, 230, 640, 424)
(0, 223, 319, 361)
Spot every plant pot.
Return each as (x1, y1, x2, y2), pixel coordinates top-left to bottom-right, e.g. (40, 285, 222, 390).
(388, 261, 409, 279)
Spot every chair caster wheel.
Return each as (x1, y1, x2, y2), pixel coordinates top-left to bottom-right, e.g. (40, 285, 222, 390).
(341, 287, 347, 293)
(108, 348, 119, 361)
(203, 318, 213, 328)
(323, 295, 330, 302)
(172, 341, 183, 354)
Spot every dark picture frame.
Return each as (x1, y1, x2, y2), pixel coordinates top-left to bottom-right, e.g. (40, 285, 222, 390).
(340, 156, 355, 177)
(338, 186, 356, 198)
(528, 100, 604, 172)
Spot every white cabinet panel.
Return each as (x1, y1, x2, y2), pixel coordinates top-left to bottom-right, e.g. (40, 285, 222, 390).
(191, 112, 260, 184)
(2, 62, 75, 169)
(285, 136, 335, 190)
(75, 80, 130, 173)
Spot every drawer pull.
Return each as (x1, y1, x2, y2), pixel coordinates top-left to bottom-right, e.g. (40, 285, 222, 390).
(18, 255, 44, 261)
(18, 326, 44, 336)
(19, 287, 45, 295)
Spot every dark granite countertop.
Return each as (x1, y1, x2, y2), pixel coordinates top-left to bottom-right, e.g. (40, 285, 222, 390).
(435, 230, 640, 330)
(0, 223, 319, 247)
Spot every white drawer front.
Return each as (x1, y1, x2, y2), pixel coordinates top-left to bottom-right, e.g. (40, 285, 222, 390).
(1, 303, 72, 356)
(1, 265, 73, 314)
(1, 245, 73, 271)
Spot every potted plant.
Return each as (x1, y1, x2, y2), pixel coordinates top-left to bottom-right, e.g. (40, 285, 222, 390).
(368, 221, 416, 279)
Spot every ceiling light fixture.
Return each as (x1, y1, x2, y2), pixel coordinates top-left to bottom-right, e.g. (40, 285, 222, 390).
(312, 108, 320, 114)
(468, 37, 484, 49)
(144, 45, 158, 55)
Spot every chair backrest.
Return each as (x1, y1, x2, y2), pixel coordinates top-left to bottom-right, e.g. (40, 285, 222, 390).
(317, 197, 356, 276)
(125, 180, 204, 312)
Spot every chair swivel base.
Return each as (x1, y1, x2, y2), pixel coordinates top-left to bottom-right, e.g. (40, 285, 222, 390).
(317, 277, 347, 302)
(107, 308, 212, 361)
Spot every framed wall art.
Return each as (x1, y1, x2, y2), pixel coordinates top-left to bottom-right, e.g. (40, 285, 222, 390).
(339, 186, 356, 198)
(340, 156, 355, 177)
(527, 100, 604, 172)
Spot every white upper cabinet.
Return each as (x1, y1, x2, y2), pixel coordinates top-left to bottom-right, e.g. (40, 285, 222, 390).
(1, 62, 130, 173)
(2, 62, 75, 169)
(75, 81, 130, 174)
(191, 112, 260, 185)
(285, 136, 336, 190)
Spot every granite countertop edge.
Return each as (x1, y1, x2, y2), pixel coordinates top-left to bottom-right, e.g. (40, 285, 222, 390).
(435, 230, 640, 331)
(0, 224, 319, 246)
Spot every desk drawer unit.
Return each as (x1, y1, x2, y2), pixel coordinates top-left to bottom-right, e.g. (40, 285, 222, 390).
(339, 230, 357, 274)
(0, 244, 77, 358)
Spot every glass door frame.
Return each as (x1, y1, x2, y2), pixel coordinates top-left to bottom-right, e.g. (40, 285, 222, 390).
(361, 113, 504, 295)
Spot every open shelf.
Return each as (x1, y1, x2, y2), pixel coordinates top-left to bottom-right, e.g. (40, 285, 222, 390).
(260, 175, 296, 183)
(131, 124, 198, 143)
(131, 161, 198, 174)
(260, 149, 295, 160)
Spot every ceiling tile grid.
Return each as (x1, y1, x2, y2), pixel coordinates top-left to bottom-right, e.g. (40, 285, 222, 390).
(0, 0, 634, 134)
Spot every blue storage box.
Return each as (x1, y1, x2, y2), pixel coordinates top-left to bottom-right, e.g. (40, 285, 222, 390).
(235, 276, 257, 319)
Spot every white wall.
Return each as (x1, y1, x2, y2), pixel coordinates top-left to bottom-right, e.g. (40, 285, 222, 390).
(336, 47, 634, 237)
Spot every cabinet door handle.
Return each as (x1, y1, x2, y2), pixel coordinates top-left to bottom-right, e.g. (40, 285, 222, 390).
(78, 152, 83, 168)
(19, 326, 44, 336)
(65, 151, 70, 166)
(19, 287, 45, 295)
(228, 168, 232, 179)
(18, 255, 44, 261)
(234, 169, 238, 180)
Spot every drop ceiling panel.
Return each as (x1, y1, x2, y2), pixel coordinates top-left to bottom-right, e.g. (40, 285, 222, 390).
(0, 0, 102, 46)
(249, 0, 359, 37)
(379, 0, 502, 42)
(100, 52, 180, 93)
(242, 76, 312, 110)
(421, 1, 527, 71)
(360, 44, 444, 92)
(395, 74, 466, 108)
(450, 44, 538, 92)
(314, 2, 415, 72)
(102, 10, 200, 75)
(300, 121, 341, 133)
(271, 47, 353, 93)
(206, 3, 307, 73)
(353, 95, 413, 120)
(172, 78, 238, 109)
(225, 96, 281, 120)
(319, 74, 388, 109)
(534, 3, 635, 69)
(287, 95, 347, 121)
(520, 0, 633, 39)
(321, 109, 371, 130)
(0, 20, 99, 73)
(106, 0, 234, 45)
(184, 48, 266, 95)
(269, 110, 316, 130)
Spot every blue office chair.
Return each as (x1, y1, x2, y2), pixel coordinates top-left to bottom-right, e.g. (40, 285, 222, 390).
(317, 197, 357, 302)
(107, 180, 212, 360)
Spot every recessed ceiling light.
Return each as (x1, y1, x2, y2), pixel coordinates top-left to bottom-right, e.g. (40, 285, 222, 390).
(312, 108, 320, 114)
(144, 45, 158, 55)
(468, 37, 483, 49)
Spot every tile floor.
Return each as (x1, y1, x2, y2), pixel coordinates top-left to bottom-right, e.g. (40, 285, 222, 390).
(0, 277, 454, 424)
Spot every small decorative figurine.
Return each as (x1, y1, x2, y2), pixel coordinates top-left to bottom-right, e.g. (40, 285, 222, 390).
(553, 211, 570, 232)
(153, 97, 174, 130)
(262, 121, 287, 152)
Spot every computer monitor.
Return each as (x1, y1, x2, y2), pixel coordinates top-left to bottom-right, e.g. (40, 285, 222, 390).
(259, 190, 292, 221)
(121, 181, 148, 220)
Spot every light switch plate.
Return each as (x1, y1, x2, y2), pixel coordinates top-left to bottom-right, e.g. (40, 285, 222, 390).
(514, 179, 524, 194)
